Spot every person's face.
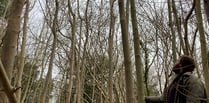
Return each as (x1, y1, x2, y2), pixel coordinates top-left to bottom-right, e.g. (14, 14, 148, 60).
(172, 60, 183, 74)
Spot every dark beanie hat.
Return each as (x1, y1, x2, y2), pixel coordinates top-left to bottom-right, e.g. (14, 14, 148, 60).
(172, 55, 195, 73)
(179, 55, 195, 71)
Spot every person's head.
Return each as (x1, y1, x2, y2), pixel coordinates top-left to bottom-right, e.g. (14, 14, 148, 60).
(172, 55, 195, 74)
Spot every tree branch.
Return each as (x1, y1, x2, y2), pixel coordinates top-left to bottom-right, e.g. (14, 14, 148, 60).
(0, 59, 19, 103)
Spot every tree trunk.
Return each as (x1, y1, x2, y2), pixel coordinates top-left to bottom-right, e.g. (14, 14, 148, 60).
(65, 0, 77, 103)
(195, 0, 209, 98)
(30, 23, 51, 103)
(16, 0, 29, 101)
(167, 0, 177, 63)
(172, 0, 186, 54)
(129, 0, 145, 103)
(0, 0, 24, 102)
(38, 0, 58, 103)
(183, 0, 195, 56)
(108, 0, 115, 103)
(118, 0, 134, 103)
(77, 11, 86, 103)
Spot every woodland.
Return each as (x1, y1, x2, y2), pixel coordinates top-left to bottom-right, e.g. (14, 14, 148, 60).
(0, 0, 209, 103)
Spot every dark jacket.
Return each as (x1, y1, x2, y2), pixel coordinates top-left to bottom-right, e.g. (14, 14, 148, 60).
(145, 72, 208, 103)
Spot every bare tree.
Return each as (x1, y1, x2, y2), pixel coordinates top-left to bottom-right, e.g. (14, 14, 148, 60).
(108, 0, 116, 103)
(195, 0, 209, 98)
(16, 0, 30, 101)
(182, 0, 195, 56)
(167, 0, 177, 63)
(65, 0, 77, 102)
(38, 0, 59, 102)
(172, 0, 186, 54)
(129, 0, 145, 103)
(0, 0, 25, 102)
(0, 0, 207, 103)
(118, 0, 134, 103)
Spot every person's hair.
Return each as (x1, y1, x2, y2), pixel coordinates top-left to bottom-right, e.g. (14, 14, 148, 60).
(179, 55, 195, 72)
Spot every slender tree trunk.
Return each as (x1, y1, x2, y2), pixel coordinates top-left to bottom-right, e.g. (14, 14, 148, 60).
(21, 19, 47, 103)
(66, 0, 77, 103)
(73, 30, 80, 103)
(74, 63, 81, 103)
(16, 0, 30, 101)
(31, 23, 51, 103)
(21, 58, 37, 103)
(0, 0, 24, 102)
(75, 1, 87, 102)
(118, 0, 134, 103)
(167, 0, 177, 68)
(172, 0, 186, 54)
(129, 0, 145, 103)
(38, 0, 59, 103)
(144, 44, 151, 95)
(108, 0, 115, 103)
(77, 12, 85, 103)
(195, 0, 209, 98)
(183, 0, 195, 56)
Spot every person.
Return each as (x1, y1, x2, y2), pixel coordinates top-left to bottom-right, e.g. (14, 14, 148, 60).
(145, 55, 208, 103)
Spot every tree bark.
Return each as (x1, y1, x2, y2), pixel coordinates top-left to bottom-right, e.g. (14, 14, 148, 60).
(167, 0, 177, 63)
(65, 0, 77, 102)
(129, 0, 145, 103)
(108, 0, 115, 103)
(118, 0, 134, 103)
(183, 0, 195, 56)
(16, 0, 30, 101)
(0, 60, 19, 103)
(0, 0, 24, 102)
(38, 0, 58, 103)
(172, 0, 186, 54)
(195, 0, 209, 98)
